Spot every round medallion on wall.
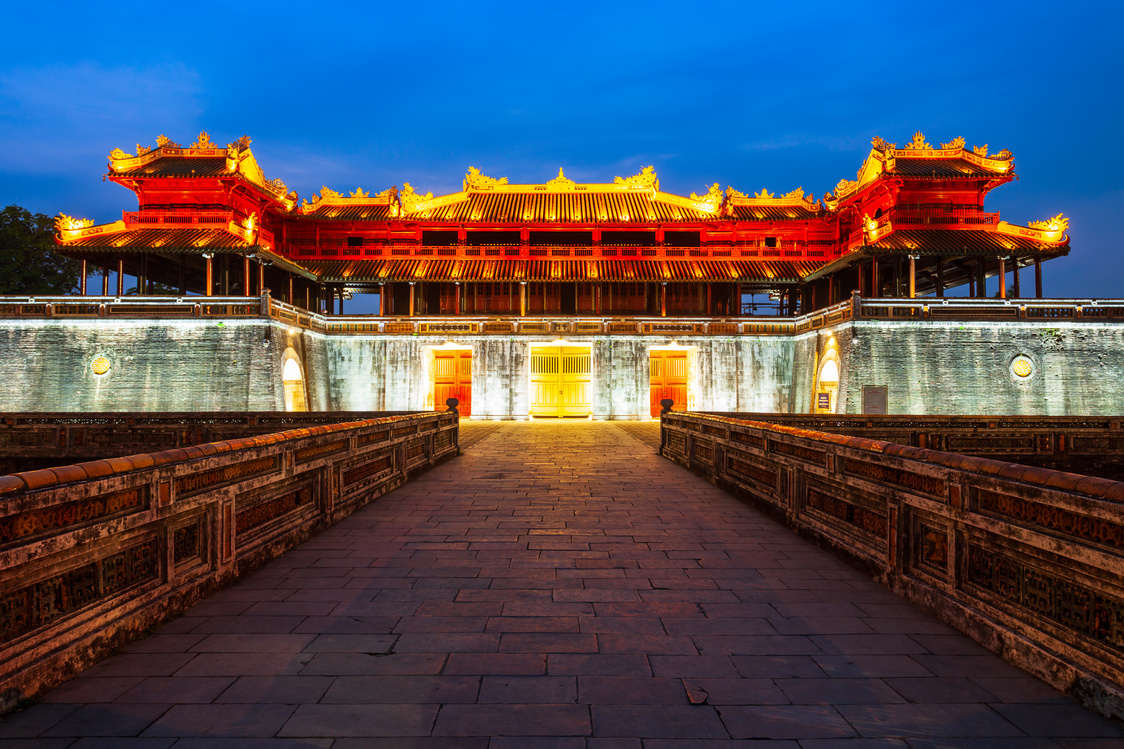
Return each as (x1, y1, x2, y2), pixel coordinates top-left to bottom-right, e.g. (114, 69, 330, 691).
(1008, 354, 1035, 384)
(91, 355, 111, 376)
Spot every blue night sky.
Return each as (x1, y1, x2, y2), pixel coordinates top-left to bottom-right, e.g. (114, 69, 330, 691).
(1, 1, 1120, 298)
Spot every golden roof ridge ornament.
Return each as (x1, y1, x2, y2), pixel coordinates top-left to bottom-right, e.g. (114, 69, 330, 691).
(546, 168, 577, 191)
(902, 131, 932, 150)
(191, 131, 218, 149)
(941, 136, 966, 150)
(156, 134, 180, 148)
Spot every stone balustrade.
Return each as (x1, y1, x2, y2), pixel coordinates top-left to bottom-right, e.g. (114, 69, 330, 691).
(3, 294, 1122, 335)
(0, 411, 458, 711)
(660, 411, 1124, 718)
(0, 411, 411, 472)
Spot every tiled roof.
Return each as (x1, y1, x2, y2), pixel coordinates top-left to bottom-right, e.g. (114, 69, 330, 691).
(870, 229, 1069, 255)
(410, 192, 713, 224)
(293, 204, 396, 221)
(889, 158, 1008, 178)
(727, 204, 823, 221)
(111, 157, 230, 178)
(62, 227, 251, 251)
(298, 258, 821, 284)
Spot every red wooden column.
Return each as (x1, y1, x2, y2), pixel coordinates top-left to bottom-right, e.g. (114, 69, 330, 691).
(520, 282, 527, 316)
(660, 283, 667, 317)
(1035, 257, 1043, 298)
(706, 285, 713, 316)
(243, 256, 251, 296)
(79, 259, 87, 295)
(258, 262, 265, 295)
(870, 259, 879, 298)
(909, 255, 916, 298)
(288, 275, 294, 304)
(205, 255, 213, 296)
(454, 283, 461, 316)
(999, 257, 1007, 299)
(101, 262, 110, 295)
(116, 258, 124, 296)
(408, 282, 415, 316)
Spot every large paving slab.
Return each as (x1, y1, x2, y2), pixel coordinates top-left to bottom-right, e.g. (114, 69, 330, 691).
(2, 420, 1121, 747)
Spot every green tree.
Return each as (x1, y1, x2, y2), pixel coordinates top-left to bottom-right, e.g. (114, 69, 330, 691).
(0, 205, 83, 294)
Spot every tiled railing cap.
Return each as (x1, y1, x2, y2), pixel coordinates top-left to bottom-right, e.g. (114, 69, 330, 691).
(0, 413, 436, 497)
(675, 412, 1124, 502)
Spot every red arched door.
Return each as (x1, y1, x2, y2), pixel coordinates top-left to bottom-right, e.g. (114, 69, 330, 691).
(434, 350, 472, 416)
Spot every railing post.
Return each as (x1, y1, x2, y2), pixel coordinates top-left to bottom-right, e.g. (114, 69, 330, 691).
(260, 289, 271, 316)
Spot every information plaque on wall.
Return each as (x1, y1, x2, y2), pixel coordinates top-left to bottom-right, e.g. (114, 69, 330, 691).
(863, 386, 888, 415)
(817, 392, 830, 410)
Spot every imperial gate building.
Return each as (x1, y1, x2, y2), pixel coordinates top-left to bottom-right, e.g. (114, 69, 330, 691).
(17, 131, 1115, 418)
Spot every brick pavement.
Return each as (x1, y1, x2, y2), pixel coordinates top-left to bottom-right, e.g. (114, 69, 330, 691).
(2, 420, 1121, 747)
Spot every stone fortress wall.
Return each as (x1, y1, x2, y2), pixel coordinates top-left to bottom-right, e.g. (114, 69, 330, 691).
(2, 307, 1122, 417)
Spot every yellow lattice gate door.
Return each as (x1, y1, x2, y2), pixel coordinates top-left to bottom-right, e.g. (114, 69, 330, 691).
(434, 350, 472, 416)
(650, 350, 688, 417)
(530, 346, 591, 417)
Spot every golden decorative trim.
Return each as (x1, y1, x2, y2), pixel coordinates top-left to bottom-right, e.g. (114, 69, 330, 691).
(726, 186, 818, 209)
(55, 220, 128, 243)
(995, 217, 1069, 244)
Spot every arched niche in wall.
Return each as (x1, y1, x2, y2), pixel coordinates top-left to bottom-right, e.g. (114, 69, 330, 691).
(281, 348, 307, 412)
(813, 351, 840, 414)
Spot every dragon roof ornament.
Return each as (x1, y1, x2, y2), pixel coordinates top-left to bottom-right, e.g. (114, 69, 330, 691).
(1028, 213, 1069, 233)
(464, 166, 509, 191)
(689, 183, 723, 206)
(613, 166, 659, 191)
(55, 214, 93, 233)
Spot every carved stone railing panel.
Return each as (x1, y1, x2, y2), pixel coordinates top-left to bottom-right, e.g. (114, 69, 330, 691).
(661, 411, 1124, 719)
(0, 411, 458, 711)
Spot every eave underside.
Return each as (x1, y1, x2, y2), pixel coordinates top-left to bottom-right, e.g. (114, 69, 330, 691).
(302, 259, 819, 284)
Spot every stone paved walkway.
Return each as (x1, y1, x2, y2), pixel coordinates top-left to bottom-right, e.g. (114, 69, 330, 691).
(2, 421, 1122, 748)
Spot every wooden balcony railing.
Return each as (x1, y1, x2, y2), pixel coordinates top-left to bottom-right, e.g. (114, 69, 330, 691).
(660, 411, 1124, 718)
(123, 210, 234, 226)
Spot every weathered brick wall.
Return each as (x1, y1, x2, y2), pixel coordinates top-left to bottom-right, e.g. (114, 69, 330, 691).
(832, 320, 1124, 415)
(0, 319, 287, 412)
